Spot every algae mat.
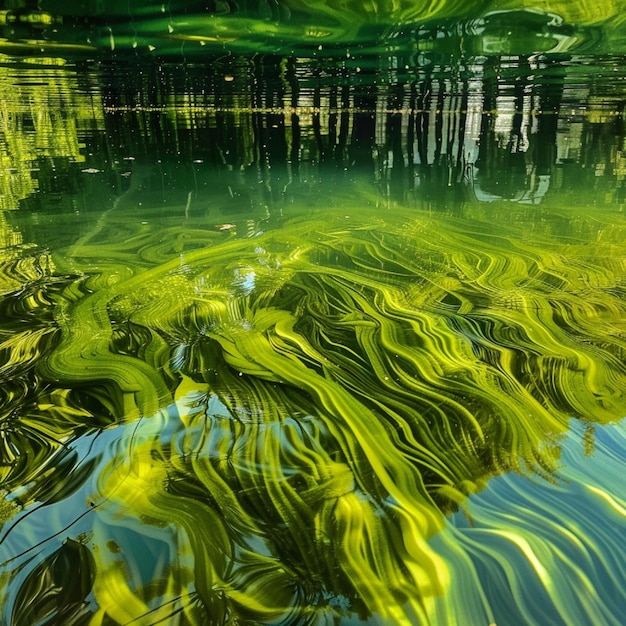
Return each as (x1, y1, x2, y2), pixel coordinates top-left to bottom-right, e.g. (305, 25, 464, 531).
(1, 194, 625, 625)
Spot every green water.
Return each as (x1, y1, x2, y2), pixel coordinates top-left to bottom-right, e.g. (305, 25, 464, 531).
(1, 2, 626, 625)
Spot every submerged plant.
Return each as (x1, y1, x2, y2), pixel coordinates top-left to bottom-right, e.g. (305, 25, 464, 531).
(1, 195, 625, 624)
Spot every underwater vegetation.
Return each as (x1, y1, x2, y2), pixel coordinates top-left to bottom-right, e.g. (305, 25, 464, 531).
(0, 189, 625, 624)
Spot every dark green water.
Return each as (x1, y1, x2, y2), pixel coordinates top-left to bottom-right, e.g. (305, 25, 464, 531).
(1, 2, 626, 625)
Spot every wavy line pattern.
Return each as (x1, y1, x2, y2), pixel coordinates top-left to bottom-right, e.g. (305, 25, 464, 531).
(428, 420, 626, 626)
(1, 197, 625, 624)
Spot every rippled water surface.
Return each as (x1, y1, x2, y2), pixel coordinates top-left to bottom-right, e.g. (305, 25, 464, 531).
(1, 2, 626, 625)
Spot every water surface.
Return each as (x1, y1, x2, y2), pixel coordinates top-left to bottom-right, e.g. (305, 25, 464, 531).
(1, 2, 626, 625)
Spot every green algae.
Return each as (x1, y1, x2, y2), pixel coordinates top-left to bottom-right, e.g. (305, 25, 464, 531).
(1, 189, 624, 624)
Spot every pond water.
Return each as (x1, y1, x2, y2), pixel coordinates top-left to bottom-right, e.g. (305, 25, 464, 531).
(1, 2, 626, 625)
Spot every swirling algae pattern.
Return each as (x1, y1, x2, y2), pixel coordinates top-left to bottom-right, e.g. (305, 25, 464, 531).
(1, 196, 625, 624)
(80, 0, 626, 55)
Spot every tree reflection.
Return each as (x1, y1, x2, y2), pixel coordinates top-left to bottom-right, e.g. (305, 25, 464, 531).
(68, 53, 624, 211)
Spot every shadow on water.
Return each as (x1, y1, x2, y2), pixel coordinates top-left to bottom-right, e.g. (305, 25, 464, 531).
(1, 3, 626, 625)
